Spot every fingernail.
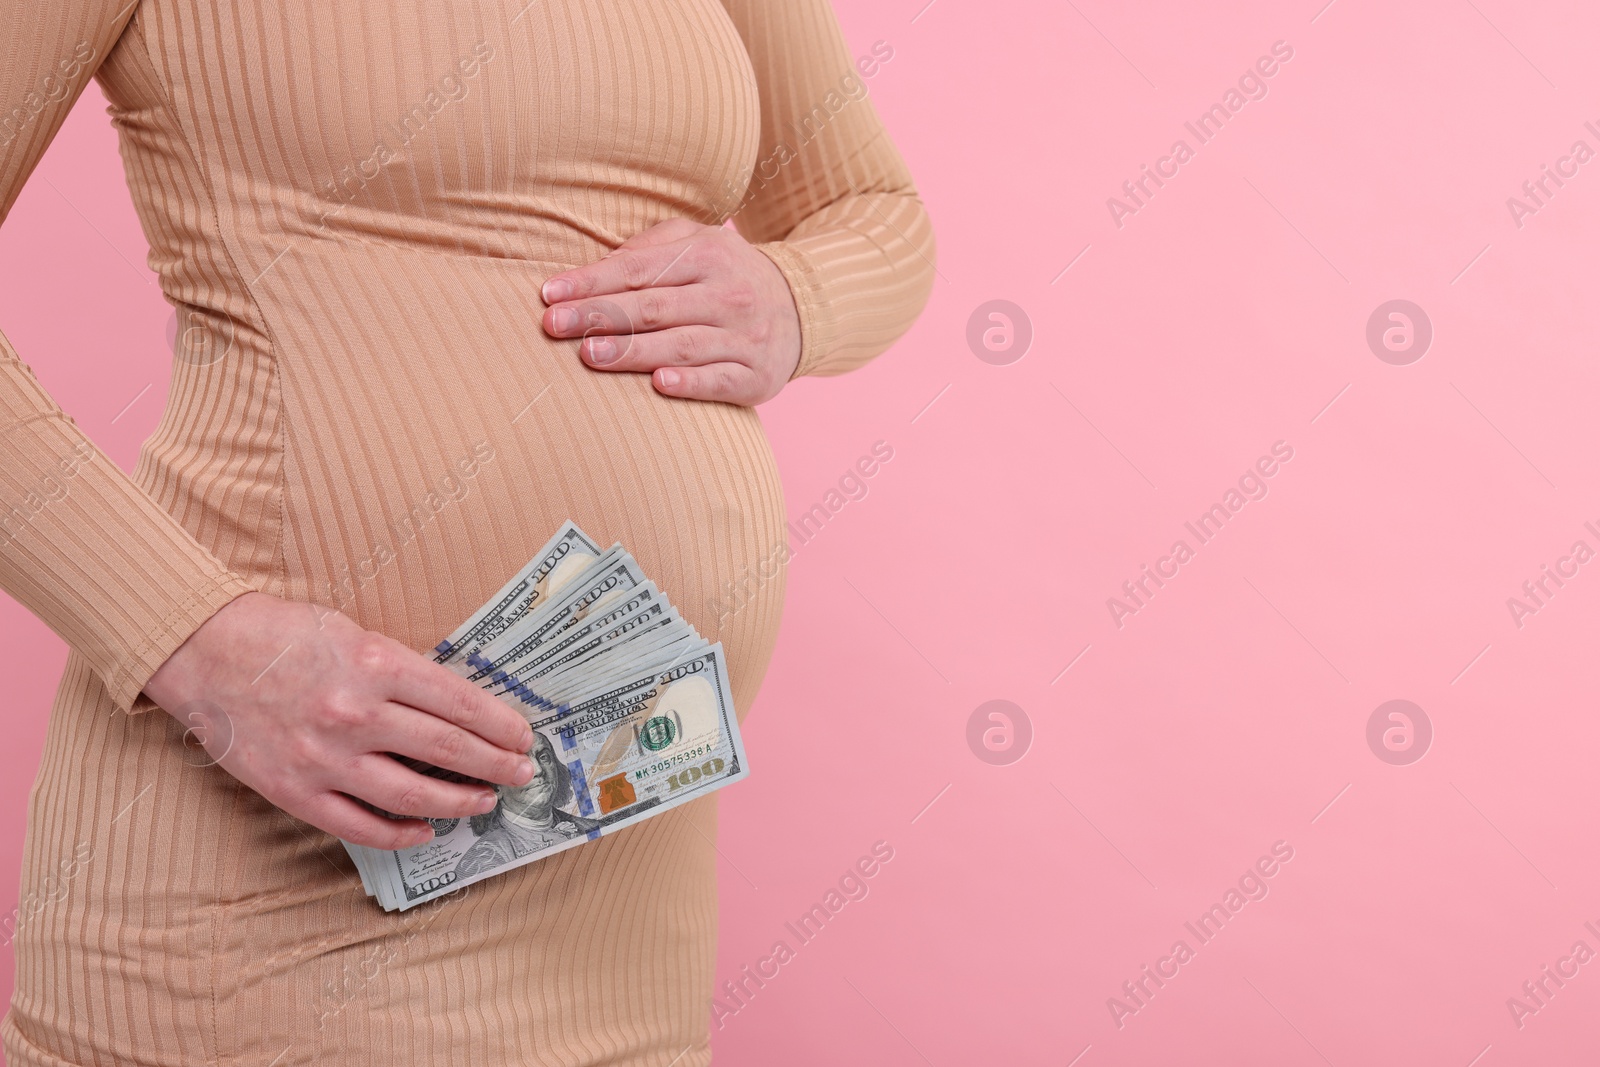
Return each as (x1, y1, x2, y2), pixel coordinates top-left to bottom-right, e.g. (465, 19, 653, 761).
(520, 725, 534, 748)
(550, 307, 577, 333)
(517, 759, 535, 784)
(409, 827, 434, 846)
(587, 338, 618, 365)
(542, 278, 572, 303)
(476, 791, 499, 814)
(658, 369, 680, 388)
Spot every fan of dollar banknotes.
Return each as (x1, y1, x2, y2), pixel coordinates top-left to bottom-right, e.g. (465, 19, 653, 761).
(342, 521, 749, 911)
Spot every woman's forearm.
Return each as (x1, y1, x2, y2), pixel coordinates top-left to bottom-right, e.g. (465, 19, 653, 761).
(719, 0, 938, 380)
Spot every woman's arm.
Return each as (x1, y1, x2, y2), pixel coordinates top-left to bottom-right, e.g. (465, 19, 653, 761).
(721, 0, 938, 380)
(0, 0, 253, 713)
(2, 1, 536, 849)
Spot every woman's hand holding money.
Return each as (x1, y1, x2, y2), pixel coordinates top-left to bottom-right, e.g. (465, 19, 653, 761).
(143, 592, 539, 850)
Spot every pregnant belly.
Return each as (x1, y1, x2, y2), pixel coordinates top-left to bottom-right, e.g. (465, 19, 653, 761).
(241, 241, 787, 700)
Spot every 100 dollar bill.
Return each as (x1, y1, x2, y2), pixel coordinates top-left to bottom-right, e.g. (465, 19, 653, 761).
(432, 522, 604, 666)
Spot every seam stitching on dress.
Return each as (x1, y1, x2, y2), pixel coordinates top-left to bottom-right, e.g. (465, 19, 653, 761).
(125, 13, 288, 1067)
(125, 6, 295, 612)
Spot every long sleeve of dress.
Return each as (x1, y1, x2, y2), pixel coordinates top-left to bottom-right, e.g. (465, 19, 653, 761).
(718, 0, 938, 379)
(0, 1, 257, 714)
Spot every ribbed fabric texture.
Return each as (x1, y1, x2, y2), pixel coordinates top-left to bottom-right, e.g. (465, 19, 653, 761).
(0, 1, 935, 1064)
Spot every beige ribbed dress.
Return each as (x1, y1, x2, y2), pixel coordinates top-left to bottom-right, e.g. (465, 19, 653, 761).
(0, 1, 935, 1063)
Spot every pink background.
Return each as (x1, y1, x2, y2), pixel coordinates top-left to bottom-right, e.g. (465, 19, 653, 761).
(7, 1, 1600, 1063)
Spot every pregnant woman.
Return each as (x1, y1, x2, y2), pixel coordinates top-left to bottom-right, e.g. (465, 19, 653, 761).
(0, 1, 934, 1063)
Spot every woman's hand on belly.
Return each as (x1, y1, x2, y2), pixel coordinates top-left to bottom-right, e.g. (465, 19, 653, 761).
(142, 592, 538, 850)
(538, 217, 802, 406)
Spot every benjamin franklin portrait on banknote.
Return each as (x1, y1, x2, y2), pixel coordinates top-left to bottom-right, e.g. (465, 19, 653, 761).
(455, 732, 600, 878)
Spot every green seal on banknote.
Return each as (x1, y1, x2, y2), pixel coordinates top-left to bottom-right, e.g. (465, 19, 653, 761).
(638, 716, 678, 751)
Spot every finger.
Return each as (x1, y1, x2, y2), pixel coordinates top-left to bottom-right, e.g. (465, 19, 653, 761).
(346, 754, 504, 820)
(370, 639, 533, 753)
(544, 281, 707, 340)
(579, 324, 730, 373)
(541, 235, 712, 303)
(300, 791, 435, 850)
(371, 702, 535, 788)
(544, 281, 724, 342)
(652, 362, 762, 405)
